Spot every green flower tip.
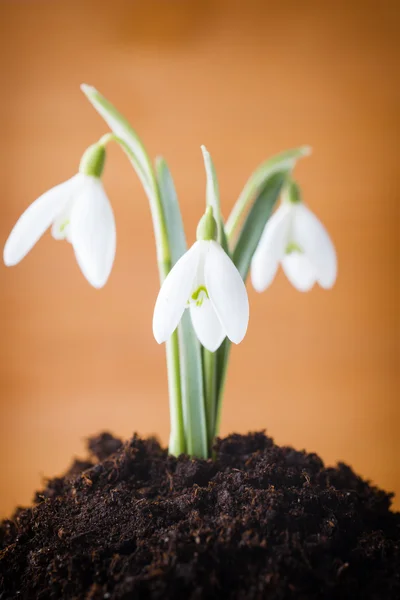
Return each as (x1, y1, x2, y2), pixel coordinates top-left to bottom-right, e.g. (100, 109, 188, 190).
(284, 180, 302, 204)
(79, 143, 106, 178)
(196, 206, 218, 241)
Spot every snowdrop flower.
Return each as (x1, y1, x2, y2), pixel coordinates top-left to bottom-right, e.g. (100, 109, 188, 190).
(3, 143, 116, 289)
(153, 207, 249, 352)
(251, 180, 337, 292)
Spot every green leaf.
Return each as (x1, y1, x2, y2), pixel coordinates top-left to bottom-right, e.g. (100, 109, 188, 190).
(214, 148, 310, 436)
(225, 145, 311, 241)
(178, 312, 208, 458)
(232, 171, 287, 280)
(81, 84, 171, 272)
(155, 157, 186, 266)
(199, 145, 230, 452)
(200, 145, 229, 254)
(81, 84, 155, 201)
(214, 172, 287, 438)
(156, 157, 208, 459)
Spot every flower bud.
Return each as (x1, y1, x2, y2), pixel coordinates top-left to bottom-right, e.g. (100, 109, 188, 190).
(79, 143, 106, 178)
(284, 180, 302, 204)
(196, 206, 218, 241)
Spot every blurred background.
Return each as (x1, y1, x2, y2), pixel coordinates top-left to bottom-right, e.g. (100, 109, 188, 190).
(0, 0, 398, 517)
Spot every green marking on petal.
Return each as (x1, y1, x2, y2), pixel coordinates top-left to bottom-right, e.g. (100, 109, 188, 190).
(285, 241, 303, 255)
(191, 285, 209, 306)
(59, 220, 70, 234)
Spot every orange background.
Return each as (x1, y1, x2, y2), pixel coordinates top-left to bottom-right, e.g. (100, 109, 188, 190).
(0, 0, 399, 518)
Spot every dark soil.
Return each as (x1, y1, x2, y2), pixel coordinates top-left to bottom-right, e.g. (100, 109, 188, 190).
(1, 431, 399, 599)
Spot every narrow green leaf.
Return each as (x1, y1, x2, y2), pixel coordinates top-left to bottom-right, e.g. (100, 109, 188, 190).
(225, 145, 311, 241)
(156, 157, 208, 459)
(81, 84, 155, 201)
(200, 145, 229, 254)
(199, 145, 229, 452)
(233, 171, 287, 280)
(214, 173, 287, 439)
(155, 157, 186, 265)
(215, 149, 310, 437)
(178, 312, 208, 459)
(81, 84, 171, 271)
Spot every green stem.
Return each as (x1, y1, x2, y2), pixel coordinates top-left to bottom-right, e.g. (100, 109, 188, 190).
(203, 348, 217, 452)
(166, 334, 186, 456)
(200, 146, 227, 457)
(177, 312, 208, 459)
(214, 340, 231, 438)
(97, 132, 186, 456)
(155, 157, 208, 459)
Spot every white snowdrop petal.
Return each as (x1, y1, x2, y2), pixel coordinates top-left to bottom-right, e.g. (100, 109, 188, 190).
(189, 300, 226, 352)
(281, 253, 317, 292)
(205, 241, 249, 345)
(292, 203, 337, 289)
(3, 175, 80, 266)
(69, 177, 116, 289)
(153, 242, 200, 344)
(250, 203, 292, 292)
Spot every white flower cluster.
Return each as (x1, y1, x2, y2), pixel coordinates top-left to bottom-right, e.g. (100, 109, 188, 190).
(4, 151, 336, 352)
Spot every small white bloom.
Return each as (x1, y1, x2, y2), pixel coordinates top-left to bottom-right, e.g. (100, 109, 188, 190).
(251, 193, 337, 293)
(3, 173, 116, 289)
(153, 240, 249, 352)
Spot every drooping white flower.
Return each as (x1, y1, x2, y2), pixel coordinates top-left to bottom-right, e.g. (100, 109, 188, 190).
(251, 181, 337, 292)
(3, 144, 116, 289)
(153, 237, 249, 353)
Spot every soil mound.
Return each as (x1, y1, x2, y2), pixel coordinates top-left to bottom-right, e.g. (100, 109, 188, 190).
(1, 431, 399, 599)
